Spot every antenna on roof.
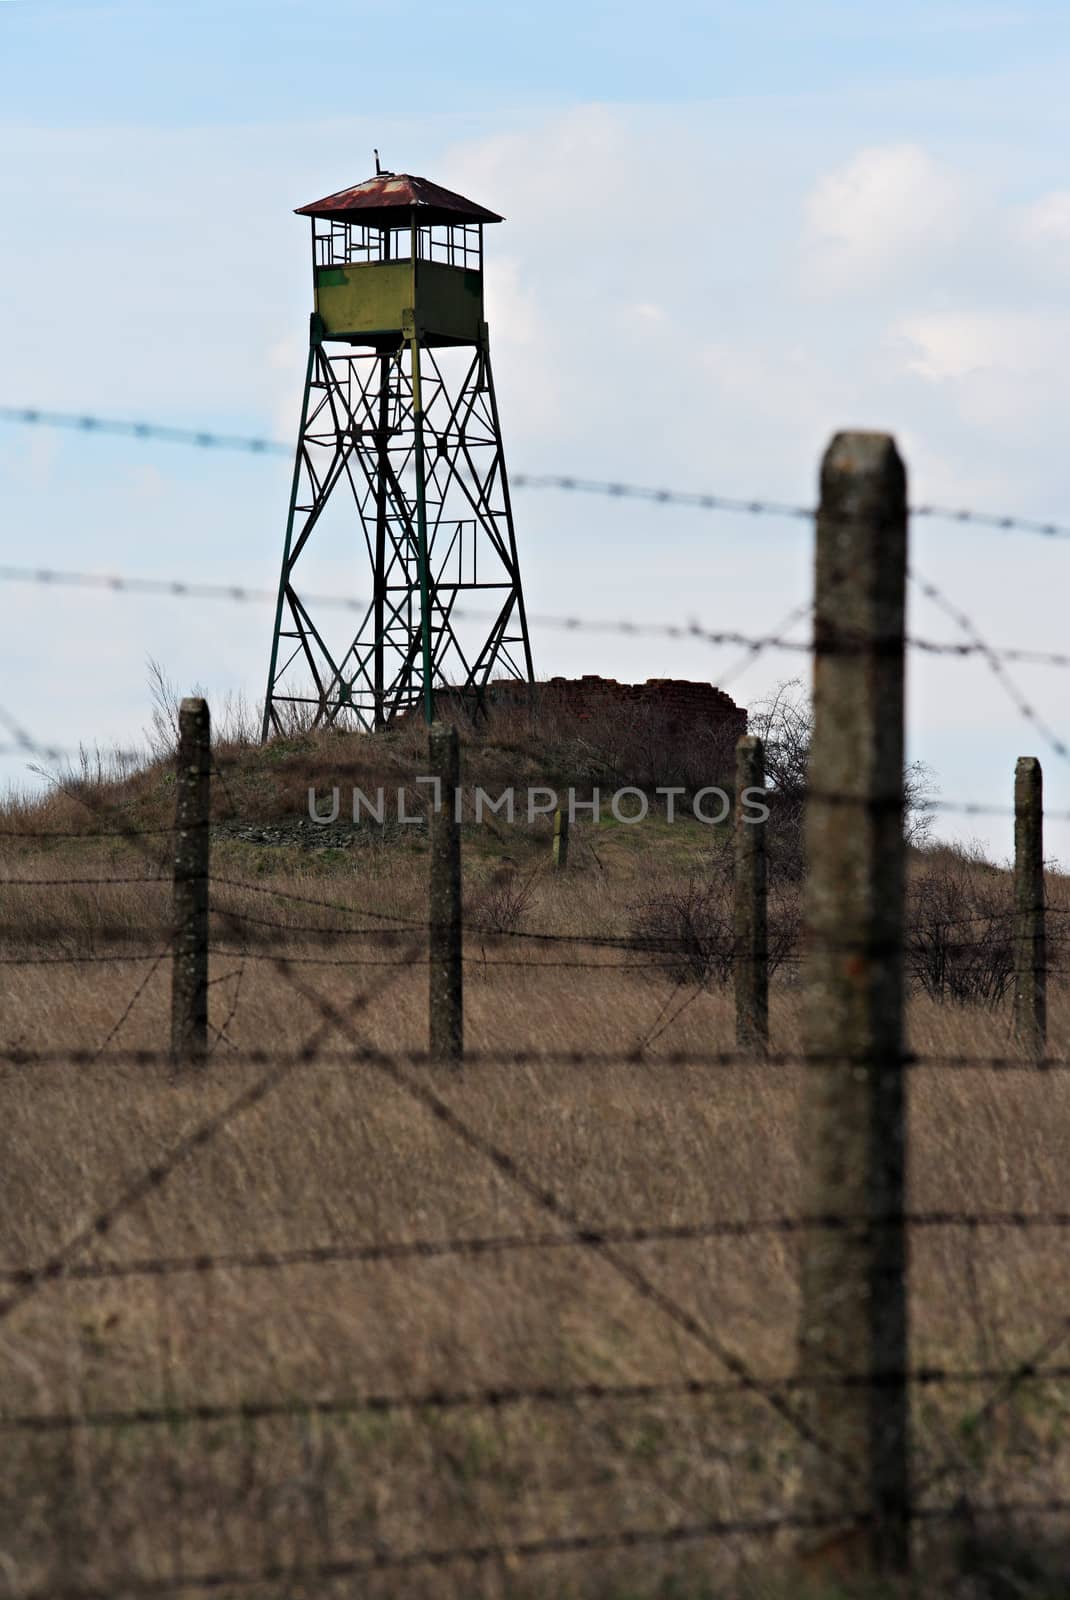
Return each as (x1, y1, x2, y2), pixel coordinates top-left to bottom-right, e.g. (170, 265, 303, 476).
(374, 149, 382, 176)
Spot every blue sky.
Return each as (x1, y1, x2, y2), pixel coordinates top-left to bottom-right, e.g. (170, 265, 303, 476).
(1, 0, 1069, 859)
(5, 2, 1066, 125)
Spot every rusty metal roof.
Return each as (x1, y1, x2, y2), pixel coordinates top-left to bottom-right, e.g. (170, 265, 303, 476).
(295, 173, 503, 226)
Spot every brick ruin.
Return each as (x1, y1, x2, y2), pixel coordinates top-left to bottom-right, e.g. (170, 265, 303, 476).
(473, 674, 747, 743)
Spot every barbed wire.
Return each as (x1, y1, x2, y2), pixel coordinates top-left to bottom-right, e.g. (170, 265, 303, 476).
(4, 1206, 1070, 1291)
(0, 908, 1019, 949)
(0, 741, 72, 758)
(0, 949, 169, 966)
(17, 1497, 1070, 1599)
(0, 700, 67, 761)
(911, 569, 1070, 767)
(11, 1357, 1070, 1439)
(0, 558, 1066, 675)
(5, 404, 1070, 541)
(0, 823, 175, 839)
(207, 762, 251, 1055)
(2, 1044, 1066, 1072)
(0, 874, 167, 887)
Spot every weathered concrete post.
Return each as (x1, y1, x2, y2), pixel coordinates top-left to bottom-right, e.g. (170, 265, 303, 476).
(171, 697, 210, 1063)
(552, 806, 570, 870)
(734, 734, 768, 1052)
(1013, 756, 1046, 1056)
(429, 722, 463, 1063)
(797, 433, 910, 1572)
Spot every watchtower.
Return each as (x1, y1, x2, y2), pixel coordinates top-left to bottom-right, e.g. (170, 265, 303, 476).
(261, 165, 534, 738)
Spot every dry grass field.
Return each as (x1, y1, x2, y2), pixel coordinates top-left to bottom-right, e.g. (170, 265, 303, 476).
(2, 716, 1070, 1598)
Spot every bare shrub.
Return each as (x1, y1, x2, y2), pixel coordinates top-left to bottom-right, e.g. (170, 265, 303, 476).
(748, 679, 937, 879)
(630, 854, 801, 986)
(630, 874, 734, 985)
(468, 867, 539, 937)
(907, 845, 1015, 1006)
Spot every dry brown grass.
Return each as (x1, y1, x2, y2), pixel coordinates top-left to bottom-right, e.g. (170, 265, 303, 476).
(2, 747, 1070, 1598)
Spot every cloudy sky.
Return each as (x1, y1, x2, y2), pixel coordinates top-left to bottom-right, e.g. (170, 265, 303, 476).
(1, 0, 1068, 858)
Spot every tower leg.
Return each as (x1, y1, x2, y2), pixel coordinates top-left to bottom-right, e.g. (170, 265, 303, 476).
(409, 332, 435, 726)
(481, 333, 534, 689)
(262, 340, 316, 743)
(373, 352, 391, 730)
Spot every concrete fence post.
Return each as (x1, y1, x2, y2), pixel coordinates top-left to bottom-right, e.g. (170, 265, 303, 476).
(734, 735, 768, 1052)
(429, 722, 463, 1063)
(1013, 756, 1046, 1056)
(552, 806, 570, 870)
(171, 697, 211, 1063)
(797, 433, 910, 1573)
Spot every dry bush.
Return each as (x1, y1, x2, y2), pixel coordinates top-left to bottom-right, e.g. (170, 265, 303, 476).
(748, 681, 937, 882)
(467, 865, 540, 936)
(907, 845, 1015, 1007)
(629, 853, 802, 986)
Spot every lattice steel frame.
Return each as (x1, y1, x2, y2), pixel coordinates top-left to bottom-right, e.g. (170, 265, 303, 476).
(262, 324, 533, 737)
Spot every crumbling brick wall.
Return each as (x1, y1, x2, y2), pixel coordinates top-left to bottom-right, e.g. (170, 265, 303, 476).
(533, 675, 746, 742)
(432, 674, 747, 789)
(478, 675, 745, 742)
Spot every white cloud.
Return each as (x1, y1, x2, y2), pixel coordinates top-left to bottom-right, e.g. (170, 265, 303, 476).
(803, 144, 965, 289)
(440, 106, 631, 229)
(1020, 189, 1070, 255)
(629, 302, 669, 327)
(892, 311, 1070, 425)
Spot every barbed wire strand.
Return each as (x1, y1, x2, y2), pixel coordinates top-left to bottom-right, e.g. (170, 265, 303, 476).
(5, 404, 1070, 540)
(5, 1206, 1070, 1290)
(18, 1498, 1070, 1599)
(0, 557, 1066, 674)
(2, 1044, 1066, 1073)
(911, 569, 1070, 767)
(12, 1358, 1070, 1438)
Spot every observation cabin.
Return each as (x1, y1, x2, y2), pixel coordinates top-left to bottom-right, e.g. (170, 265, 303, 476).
(296, 170, 502, 351)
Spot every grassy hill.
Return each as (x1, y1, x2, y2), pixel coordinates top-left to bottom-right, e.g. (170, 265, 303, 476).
(1, 705, 1068, 1597)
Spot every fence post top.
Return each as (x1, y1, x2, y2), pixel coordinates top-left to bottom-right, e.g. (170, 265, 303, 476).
(822, 431, 905, 489)
(179, 696, 209, 716)
(824, 429, 899, 462)
(1015, 755, 1042, 774)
